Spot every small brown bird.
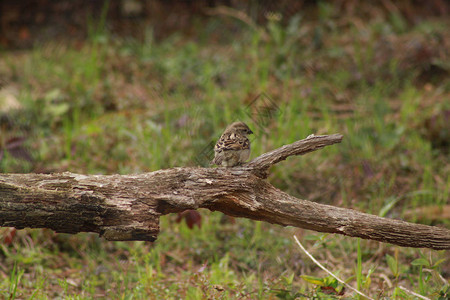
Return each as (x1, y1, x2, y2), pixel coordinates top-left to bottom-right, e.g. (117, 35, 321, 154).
(212, 122, 253, 167)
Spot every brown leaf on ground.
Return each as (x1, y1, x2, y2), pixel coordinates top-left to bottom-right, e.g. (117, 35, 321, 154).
(176, 210, 202, 229)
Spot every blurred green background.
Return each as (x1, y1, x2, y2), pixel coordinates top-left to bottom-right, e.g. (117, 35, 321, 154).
(0, 1, 449, 299)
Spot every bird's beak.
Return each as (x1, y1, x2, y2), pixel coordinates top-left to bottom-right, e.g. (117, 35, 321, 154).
(249, 130, 253, 134)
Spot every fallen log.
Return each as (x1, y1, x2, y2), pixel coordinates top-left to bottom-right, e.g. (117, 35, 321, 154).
(1, 134, 449, 250)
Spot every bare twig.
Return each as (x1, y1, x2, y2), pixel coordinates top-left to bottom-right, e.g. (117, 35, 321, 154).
(294, 235, 374, 300)
(399, 286, 431, 300)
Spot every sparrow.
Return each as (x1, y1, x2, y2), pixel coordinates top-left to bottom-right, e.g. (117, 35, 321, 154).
(211, 122, 253, 167)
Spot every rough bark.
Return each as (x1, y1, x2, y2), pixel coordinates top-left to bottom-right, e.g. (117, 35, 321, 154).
(1, 134, 449, 250)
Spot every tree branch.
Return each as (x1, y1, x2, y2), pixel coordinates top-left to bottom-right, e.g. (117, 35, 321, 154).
(243, 133, 344, 178)
(1, 134, 449, 250)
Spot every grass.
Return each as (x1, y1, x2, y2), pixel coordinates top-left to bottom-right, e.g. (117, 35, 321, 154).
(0, 3, 449, 299)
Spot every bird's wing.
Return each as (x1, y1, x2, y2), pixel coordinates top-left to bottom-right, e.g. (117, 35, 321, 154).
(214, 133, 250, 152)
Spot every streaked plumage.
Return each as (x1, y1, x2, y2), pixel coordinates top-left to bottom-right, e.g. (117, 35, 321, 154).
(212, 122, 253, 167)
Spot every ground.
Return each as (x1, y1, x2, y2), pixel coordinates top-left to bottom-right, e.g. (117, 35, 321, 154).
(0, 2, 449, 299)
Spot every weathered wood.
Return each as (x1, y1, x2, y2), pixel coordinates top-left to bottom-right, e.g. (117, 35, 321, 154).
(1, 134, 449, 250)
(244, 134, 343, 178)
